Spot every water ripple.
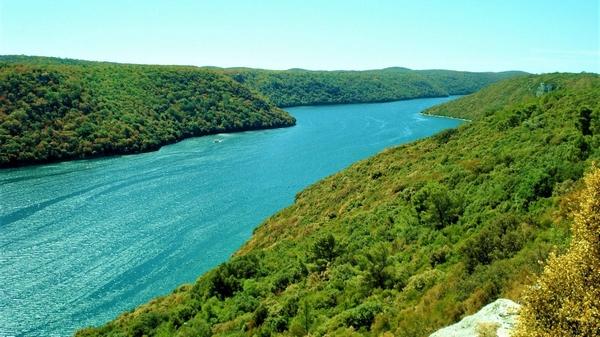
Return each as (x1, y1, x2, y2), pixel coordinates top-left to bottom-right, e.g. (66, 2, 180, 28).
(0, 97, 462, 336)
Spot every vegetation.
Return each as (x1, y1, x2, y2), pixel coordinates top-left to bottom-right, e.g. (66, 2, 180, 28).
(0, 56, 525, 167)
(75, 72, 600, 337)
(219, 67, 526, 107)
(513, 166, 600, 337)
(0, 56, 295, 167)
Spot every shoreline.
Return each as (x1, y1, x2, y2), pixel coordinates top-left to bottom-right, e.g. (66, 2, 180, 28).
(0, 120, 296, 170)
(281, 94, 465, 109)
(420, 112, 472, 122)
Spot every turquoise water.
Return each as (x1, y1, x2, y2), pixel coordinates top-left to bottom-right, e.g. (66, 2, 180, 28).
(0, 97, 461, 337)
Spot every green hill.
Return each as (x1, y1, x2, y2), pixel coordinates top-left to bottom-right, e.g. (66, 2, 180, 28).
(0, 56, 525, 167)
(219, 67, 526, 107)
(0, 56, 295, 167)
(75, 73, 599, 337)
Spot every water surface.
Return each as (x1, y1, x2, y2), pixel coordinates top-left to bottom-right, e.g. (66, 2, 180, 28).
(0, 97, 461, 336)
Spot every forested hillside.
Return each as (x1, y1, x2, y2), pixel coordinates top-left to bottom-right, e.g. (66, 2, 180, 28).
(220, 67, 525, 107)
(0, 56, 294, 167)
(0, 56, 523, 167)
(76, 73, 599, 337)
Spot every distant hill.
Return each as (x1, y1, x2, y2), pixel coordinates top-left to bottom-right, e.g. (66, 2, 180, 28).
(76, 73, 599, 336)
(217, 66, 527, 107)
(0, 56, 295, 167)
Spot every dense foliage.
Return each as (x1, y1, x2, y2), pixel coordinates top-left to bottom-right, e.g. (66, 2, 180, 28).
(219, 67, 525, 107)
(0, 56, 525, 167)
(0, 56, 295, 167)
(76, 73, 600, 337)
(514, 167, 600, 337)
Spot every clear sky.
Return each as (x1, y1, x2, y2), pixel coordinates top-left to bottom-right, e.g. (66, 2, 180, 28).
(1, 0, 598, 73)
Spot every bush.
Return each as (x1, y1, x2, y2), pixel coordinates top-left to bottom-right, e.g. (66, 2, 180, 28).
(461, 214, 528, 272)
(515, 168, 555, 208)
(429, 246, 450, 267)
(175, 319, 211, 337)
(342, 302, 382, 330)
(311, 233, 338, 262)
(363, 243, 392, 289)
(310, 233, 339, 271)
(401, 269, 443, 301)
(513, 167, 600, 337)
(273, 261, 307, 292)
(253, 304, 268, 327)
(412, 182, 462, 229)
(129, 312, 164, 337)
(208, 254, 262, 298)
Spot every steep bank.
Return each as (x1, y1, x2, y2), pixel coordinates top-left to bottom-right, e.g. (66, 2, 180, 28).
(77, 72, 599, 337)
(0, 56, 295, 167)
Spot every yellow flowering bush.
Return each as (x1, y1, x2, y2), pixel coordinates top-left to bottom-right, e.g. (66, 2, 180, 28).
(514, 166, 600, 337)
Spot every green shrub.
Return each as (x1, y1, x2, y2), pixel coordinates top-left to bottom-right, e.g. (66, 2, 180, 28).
(412, 182, 462, 229)
(462, 215, 529, 272)
(208, 254, 262, 298)
(342, 302, 382, 330)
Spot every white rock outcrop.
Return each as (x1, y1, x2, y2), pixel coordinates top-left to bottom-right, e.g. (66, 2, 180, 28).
(429, 299, 521, 337)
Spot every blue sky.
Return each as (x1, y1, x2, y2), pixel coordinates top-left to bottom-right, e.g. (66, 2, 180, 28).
(1, 0, 598, 73)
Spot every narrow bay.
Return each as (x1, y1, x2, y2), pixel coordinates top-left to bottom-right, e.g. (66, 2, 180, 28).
(0, 96, 461, 336)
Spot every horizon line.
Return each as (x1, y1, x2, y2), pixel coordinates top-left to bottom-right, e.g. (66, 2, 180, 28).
(0, 53, 543, 74)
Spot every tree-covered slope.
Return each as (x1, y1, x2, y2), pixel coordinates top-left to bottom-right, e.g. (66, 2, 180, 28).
(0, 56, 525, 167)
(219, 67, 526, 107)
(0, 56, 295, 167)
(76, 73, 599, 337)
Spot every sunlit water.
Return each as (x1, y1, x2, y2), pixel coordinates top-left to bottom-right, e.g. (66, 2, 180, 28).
(0, 97, 461, 336)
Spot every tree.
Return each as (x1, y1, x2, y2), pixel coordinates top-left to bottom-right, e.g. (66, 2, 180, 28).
(412, 182, 461, 229)
(364, 243, 392, 289)
(311, 233, 338, 265)
(577, 107, 592, 136)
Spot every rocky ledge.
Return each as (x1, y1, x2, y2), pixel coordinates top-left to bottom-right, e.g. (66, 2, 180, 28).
(429, 299, 521, 337)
